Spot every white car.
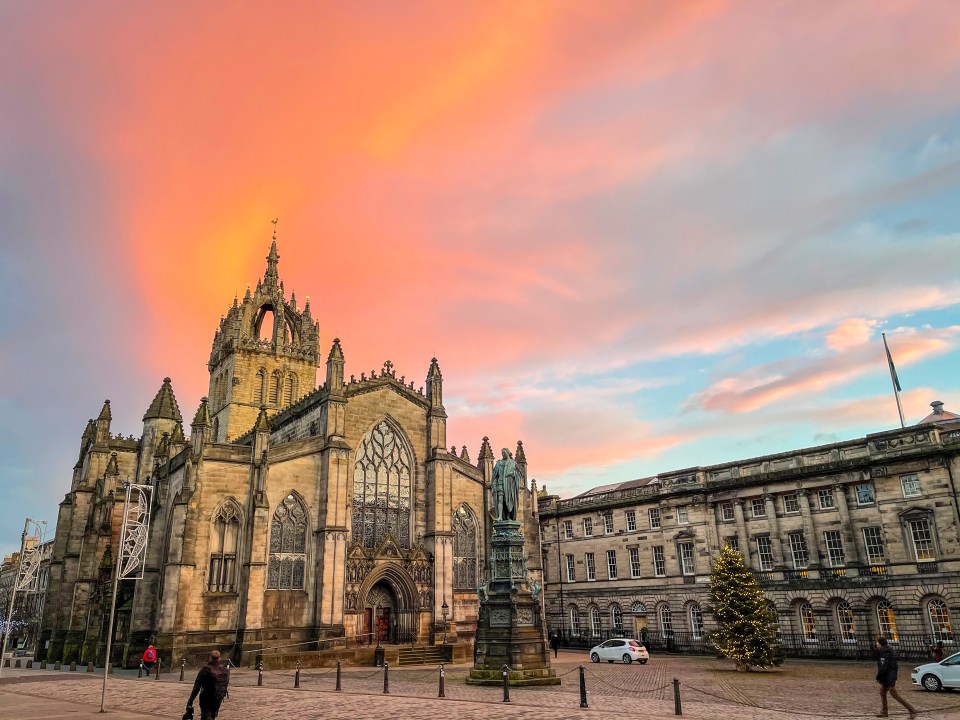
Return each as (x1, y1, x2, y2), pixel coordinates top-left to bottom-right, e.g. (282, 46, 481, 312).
(589, 638, 649, 664)
(911, 650, 960, 691)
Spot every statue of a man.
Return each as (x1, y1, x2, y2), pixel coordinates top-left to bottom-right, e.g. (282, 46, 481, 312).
(491, 448, 521, 522)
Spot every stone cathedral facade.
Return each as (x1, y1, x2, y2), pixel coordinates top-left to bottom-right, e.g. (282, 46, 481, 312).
(38, 243, 542, 666)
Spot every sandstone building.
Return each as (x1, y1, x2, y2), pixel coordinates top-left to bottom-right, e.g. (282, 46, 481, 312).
(38, 242, 541, 666)
(539, 403, 960, 658)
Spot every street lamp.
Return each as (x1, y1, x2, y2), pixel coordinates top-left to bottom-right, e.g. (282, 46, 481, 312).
(440, 600, 449, 644)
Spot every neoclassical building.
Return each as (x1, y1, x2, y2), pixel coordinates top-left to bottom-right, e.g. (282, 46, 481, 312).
(38, 242, 541, 666)
(538, 403, 960, 659)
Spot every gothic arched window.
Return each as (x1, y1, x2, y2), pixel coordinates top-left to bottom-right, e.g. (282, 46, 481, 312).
(209, 500, 241, 592)
(267, 493, 307, 590)
(453, 505, 478, 590)
(352, 420, 412, 548)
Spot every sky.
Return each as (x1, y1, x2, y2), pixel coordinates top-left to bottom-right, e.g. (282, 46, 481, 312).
(2, 1, 960, 558)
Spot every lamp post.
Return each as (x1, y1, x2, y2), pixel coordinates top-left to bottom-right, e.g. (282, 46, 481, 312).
(0, 518, 46, 680)
(440, 600, 449, 644)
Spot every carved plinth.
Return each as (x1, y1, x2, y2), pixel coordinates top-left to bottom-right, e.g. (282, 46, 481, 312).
(466, 521, 559, 686)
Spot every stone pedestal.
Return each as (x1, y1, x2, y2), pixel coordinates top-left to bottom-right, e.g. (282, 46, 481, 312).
(466, 521, 559, 686)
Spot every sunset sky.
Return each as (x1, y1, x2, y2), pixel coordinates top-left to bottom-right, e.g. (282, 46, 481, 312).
(2, 1, 960, 556)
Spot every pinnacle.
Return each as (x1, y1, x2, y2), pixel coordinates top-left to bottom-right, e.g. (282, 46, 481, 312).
(253, 405, 271, 433)
(97, 400, 112, 422)
(143, 377, 183, 423)
(191, 397, 212, 427)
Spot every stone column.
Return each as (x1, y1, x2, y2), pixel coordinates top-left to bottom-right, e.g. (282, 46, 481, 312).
(797, 490, 821, 567)
(733, 499, 751, 567)
(834, 484, 864, 566)
(763, 494, 784, 567)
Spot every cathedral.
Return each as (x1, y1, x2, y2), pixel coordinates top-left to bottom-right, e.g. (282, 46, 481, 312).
(38, 241, 542, 667)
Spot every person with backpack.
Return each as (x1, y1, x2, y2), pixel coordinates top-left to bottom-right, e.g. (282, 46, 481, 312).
(186, 651, 229, 720)
(142, 645, 157, 677)
(874, 637, 917, 719)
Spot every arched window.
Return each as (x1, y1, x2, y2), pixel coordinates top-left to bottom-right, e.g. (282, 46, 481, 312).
(209, 500, 241, 592)
(689, 603, 705, 640)
(876, 600, 898, 642)
(267, 494, 307, 590)
(269, 371, 282, 406)
(254, 369, 267, 405)
(611, 604, 624, 634)
(798, 602, 817, 642)
(453, 505, 478, 590)
(836, 601, 856, 643)
(659, 604, 673, 637)
(283, 373, 298, 407)
(590, 606, 602, 637)
(569, 606, 582, 637)
(928, 599, 954, 643)
(352, 420, 412, 548)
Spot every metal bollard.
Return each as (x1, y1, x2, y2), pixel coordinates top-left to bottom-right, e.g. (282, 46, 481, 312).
(335, 659, 342, 691)
(383, 660, 390, 694)
(438, 662, 445, 698)
(70, 662, 77, 672)
(138, 661, 144, 678)
(501, 664, 511, 703)
(54, 661, 61, 670)
(579, 664, 588, 709)
(257, 661, 263, 687)
(295, 660, 300, 689)
(87, 662, 94, 673)
(673, 677, 682, 716)
(180, 658, 186, 682)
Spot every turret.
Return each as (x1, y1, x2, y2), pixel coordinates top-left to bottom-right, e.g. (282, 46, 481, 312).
(326, 338, 345, 393)
(95, 400, 112, 445)
(252, 406, 271, 462)
(426, 358, 447, 452)
(190, 397, 212, 457)
(140, 377, 182, 482)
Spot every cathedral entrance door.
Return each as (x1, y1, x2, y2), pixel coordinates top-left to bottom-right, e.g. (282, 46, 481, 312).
(366, 582, 395, 645)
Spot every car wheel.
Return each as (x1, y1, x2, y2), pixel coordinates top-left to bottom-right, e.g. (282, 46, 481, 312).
(639, 659, 648, 664)
(922, 674, 943, 692)
(622, 654, 632, 664)
(590, 653, 600, 663)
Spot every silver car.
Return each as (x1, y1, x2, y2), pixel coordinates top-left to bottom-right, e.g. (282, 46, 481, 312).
(589, 638, 650, 664)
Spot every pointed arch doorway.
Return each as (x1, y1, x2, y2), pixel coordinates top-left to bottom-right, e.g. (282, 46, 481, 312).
(363, 581, 396, 645)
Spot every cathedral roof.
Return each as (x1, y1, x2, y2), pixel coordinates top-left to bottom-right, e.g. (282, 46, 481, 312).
(143, 377, 183, 423)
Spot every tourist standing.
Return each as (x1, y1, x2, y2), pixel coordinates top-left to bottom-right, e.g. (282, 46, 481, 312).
(186, 651, 230, 720)
(142, 645, 157, 677)
(874, 637, 917, 719)
(549, 631, 560, 658)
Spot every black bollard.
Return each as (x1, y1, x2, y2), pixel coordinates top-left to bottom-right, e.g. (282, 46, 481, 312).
(295, 660, 301, 689)
(673, 677, 682, 716)
(438, 662, 445, 698)
(579, 665, 588, 709)
(383, 661, 390, 694)
(180, 658, 186, 682)
(138, 661, 144, 679)
(155, 659, 160, 680)
(257, 661, 263, 687)
(335, 659, 342, 691)
(501, 664, 511, 703)
(87, 662, 94, 673)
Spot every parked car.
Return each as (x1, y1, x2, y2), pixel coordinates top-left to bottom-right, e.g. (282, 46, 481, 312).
(589, 638, 649, 664)
(912, 651, 960, 691)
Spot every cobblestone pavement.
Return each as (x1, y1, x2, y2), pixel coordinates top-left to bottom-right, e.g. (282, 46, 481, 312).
(3, 651, 960, 720)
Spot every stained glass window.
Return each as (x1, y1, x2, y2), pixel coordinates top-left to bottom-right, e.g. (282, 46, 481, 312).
(267, 493, 307, 590)
(453, 505, 478, 590)
(352, 420, 412, 549)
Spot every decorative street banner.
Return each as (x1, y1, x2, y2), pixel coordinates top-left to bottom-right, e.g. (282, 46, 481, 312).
(118, 484, 153, 580)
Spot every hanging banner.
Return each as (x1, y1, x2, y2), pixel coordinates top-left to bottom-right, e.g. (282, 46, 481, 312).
(118, 484, 153, 580)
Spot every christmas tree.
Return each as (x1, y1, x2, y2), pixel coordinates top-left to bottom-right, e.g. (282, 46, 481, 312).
(707, 544, 782, 670)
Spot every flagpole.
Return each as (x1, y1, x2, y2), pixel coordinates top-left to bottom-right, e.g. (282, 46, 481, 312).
(882, 332, 906, 429)
(101, 481, 131, 713)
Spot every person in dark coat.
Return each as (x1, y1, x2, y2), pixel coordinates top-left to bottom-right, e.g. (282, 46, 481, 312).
(549, 631, 561, 658)
(930, 641, 945, 662)
(874, 637, 917, 719)
(186, 651, 230, 720)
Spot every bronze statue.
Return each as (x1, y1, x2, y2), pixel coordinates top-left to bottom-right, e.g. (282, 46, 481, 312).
(492, 448, 521, 522)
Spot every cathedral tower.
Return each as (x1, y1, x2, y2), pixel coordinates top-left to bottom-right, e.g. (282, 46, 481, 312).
(207, 236, 320, 441)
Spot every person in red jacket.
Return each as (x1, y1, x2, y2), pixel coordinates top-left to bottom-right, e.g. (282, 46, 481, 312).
(142, 645, 157, 677)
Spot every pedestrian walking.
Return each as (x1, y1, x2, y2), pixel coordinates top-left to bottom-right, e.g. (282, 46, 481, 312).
(874, 637, 917, 719)
(549, 631, 560, 658)
(142, 645, 157, 677)
(186, 651, 230, 720)
(929, 641, 945, 662)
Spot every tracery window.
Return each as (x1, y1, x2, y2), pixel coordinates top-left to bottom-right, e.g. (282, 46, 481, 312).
(209, 500, 241, 592)
(352, 420, 412, 548)
(453, 505, 478, 590)
(267, 493, 307, 590)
